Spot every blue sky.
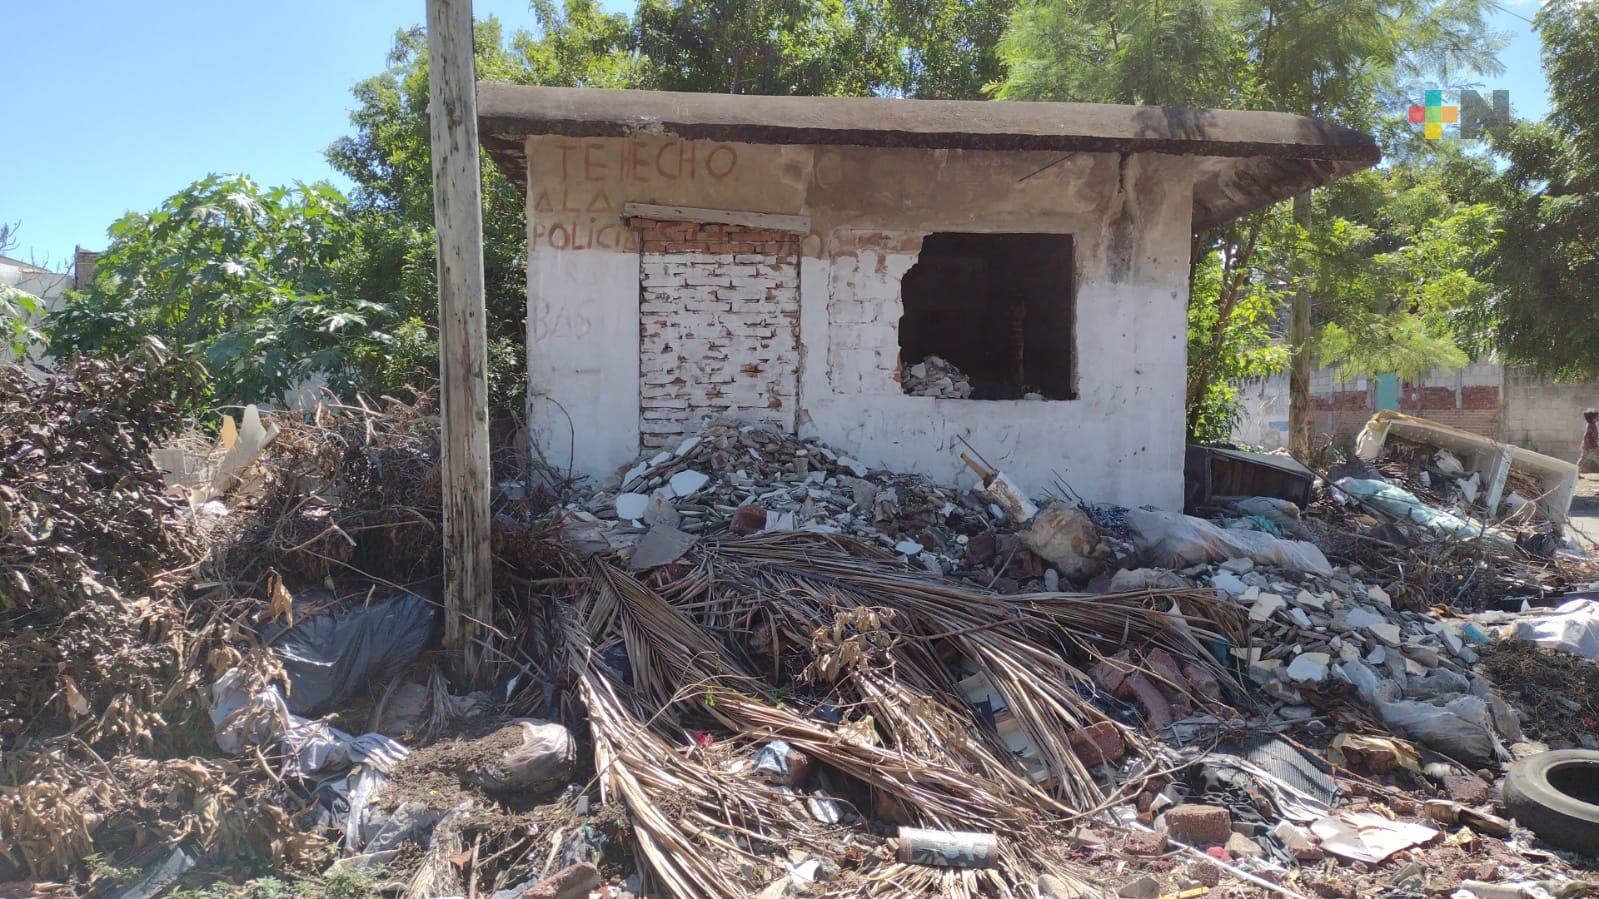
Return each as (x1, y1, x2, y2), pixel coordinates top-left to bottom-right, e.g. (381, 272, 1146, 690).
(0, 1, 1555, 270)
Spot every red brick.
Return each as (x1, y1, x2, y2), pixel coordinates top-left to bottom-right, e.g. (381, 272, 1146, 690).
(1067, 721, 1126, 766)
(1444, 774, 1492, 806)
(1124, 830, 1168, 855)
(1163, 804, 1231, 847)
(1462, 385, 1500, 410)
(524, 862, 600, 899)
(730, 505, 767, 535)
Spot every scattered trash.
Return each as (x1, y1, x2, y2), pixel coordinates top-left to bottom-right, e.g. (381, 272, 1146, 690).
(1124, 507, 1332, 575)
(896, 827, 1001, 869)
(13, 359, 1599, 899)
(1184, 445, 1316, 510)
(1498, 599, 1599, 661)
(259, 588, 438, 715)
(1336, 477, 1517, 552)
(752, 740, 812, 786)
(1019, 501, 1104, 579)
(476, 720, 577, 794)
(1310, 812, 1438, 864)
(1328, 733, 1421, 774)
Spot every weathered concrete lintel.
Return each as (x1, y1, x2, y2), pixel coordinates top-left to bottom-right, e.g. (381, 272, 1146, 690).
(477, 84, 1380, 228)
(622, 202, 810, 233)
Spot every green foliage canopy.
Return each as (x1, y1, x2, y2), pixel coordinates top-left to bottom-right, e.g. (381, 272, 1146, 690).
(1470, 0, 1599, 379)
(997, 0, 1505, 441)
(49, 175, 388, 408)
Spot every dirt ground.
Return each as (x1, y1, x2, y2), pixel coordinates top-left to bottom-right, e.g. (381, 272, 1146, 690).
(1481, 641, 1599, 746)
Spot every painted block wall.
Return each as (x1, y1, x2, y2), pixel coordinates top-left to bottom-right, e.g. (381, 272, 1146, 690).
(524, 135, 1192, 509)
(1503, 369, 1599, 457)
(1236, 361, 1504, 450)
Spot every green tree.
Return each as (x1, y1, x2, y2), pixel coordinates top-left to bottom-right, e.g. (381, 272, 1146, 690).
(49, 175, 388, 408)
(997, 0, 1505, 446)
(51, 2, 1017, 411)
(1469, 0, 1599, 378)
(635, 0, 897, 95)
(327, 11, 640, 414)
(879, 0, 1015, 98)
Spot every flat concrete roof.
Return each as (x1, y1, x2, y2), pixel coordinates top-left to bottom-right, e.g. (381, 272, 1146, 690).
(477, 84, 1380, 228)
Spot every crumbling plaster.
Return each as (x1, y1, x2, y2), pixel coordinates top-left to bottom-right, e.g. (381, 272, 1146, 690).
(525, 134, 1192, 508)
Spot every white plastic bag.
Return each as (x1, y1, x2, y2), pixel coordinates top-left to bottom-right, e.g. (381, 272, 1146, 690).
(1377, 699, 1499, 765)
(1124, 508, 1332, 576)
(1503, 599, 1599, 661)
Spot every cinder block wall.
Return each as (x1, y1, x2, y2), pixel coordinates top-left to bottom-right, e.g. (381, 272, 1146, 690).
(1503, 369, 1599, 457)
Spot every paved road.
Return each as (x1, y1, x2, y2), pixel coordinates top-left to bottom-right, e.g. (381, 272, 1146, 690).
(1568, 475, 1599, 547)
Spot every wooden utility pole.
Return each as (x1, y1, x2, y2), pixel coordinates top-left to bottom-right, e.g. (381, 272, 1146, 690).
(426, 0, 493, 687)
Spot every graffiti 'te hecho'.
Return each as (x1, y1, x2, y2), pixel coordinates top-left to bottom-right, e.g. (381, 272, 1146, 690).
(532, 139, 743, 250)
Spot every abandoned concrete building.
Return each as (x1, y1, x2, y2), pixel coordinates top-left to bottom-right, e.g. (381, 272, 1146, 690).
(478, 86, 1378, 508)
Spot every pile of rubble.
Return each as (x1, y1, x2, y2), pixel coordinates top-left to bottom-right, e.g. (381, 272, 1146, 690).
(1200, 554, 1519, 767)
(555, 423, 1112, 591)
(14, 373, 1599, 899)
(900, 354, 973, 398)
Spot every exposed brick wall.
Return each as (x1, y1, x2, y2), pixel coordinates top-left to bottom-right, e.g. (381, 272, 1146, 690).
(1304, 379, 1501, 441)
(633, 217, 800, 449)
(1399, 386, 1460, 412)
(827, 230, 924, 394)
(1462, 385, 1499, 410)
(1414, 409, 1500, 435)
(1311, 390, 1370, 412)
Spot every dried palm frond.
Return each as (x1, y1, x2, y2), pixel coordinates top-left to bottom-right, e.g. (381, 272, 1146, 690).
(552, 531, 1249, 897)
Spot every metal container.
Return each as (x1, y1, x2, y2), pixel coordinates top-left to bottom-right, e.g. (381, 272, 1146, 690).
(896, 826, 1001, 869)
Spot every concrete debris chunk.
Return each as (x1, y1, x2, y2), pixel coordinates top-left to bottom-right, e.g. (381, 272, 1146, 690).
(668, 469, 710, 498)
(615, 492, 649, 521)
(1286, 652, 1331, 683)
(901, 355, 973, 398)
(1249, 592, 1286, 622)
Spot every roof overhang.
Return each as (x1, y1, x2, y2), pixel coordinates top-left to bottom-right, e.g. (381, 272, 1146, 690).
(477, 84, 1379, 229)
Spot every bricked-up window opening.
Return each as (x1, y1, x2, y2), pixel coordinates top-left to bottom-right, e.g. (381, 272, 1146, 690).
(899, 233, 1074, 400)
(633, 217, 801, 450)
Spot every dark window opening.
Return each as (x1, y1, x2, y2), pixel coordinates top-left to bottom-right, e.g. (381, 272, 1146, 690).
(899, 232, 1074, 400)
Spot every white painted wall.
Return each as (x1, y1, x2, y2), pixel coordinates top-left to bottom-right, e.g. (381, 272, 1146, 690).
(0, 256, 73, 366)
(523, 136, 1191, 509)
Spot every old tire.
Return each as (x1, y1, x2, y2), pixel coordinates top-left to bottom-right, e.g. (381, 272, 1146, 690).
(1502, 750, 1599, 856)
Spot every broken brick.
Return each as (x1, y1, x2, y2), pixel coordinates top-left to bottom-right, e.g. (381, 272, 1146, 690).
(524, 862, 601, 899)
(730, 505, 768, 535)
(1124, 830, 1168, 856)
(1444, 774, 1491, 806)
(966, 531, 998, 564)
(1274, 821, 1324, 862)
(1067, 721, 1126, 766)
(1191, 858, 1223, 886)
(1163, 804, 1231, 847)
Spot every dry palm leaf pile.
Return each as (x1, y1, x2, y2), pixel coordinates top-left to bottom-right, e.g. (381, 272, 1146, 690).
(550, 531, 1250, 897)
